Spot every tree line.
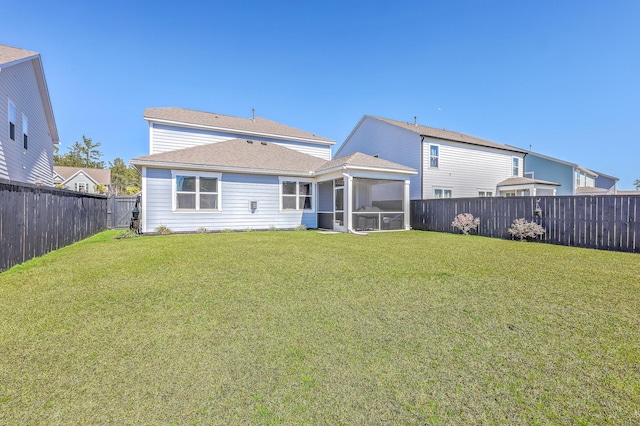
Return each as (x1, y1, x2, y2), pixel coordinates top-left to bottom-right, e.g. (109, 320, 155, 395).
(54, 136, 141, 195)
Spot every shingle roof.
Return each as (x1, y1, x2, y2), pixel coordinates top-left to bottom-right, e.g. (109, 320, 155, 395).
(497, 177, 560, 187)
(144, 107, 335, 144)
(132, 139, 416, 176)
(575, 186, 610, 194)
(0, 44, 38, 66)
(54, 167, 111, 184)
(369, 116, 527, 153)
(132, 139, 327, 174)
(317, 152, 416, 173)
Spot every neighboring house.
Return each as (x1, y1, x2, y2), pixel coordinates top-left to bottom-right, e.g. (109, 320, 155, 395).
(0, 44, 59, 186)
(524, 151, 618, 195)
(53, 166, 111, 193)
(131, 108, 416, 233)
(336, 115, 551, 199)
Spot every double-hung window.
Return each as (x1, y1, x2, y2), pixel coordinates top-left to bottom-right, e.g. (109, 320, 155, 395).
(434, 189, 452, 199)
(22, 114, 28, 150)
(8, 100, 15, 141)
(513, 157, 520, 176)
(172, 171, 221, 211)
(430, 145, 439, 168)
(280, 178, 314, 211)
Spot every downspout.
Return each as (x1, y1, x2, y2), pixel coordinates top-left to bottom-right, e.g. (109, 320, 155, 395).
(341, 170, 368, 236)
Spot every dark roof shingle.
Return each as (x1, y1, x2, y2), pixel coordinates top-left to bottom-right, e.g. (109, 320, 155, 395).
(370, 116, 527, 153)
(144, 107, 335, 144)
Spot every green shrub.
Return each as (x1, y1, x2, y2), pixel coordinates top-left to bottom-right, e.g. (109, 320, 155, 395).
(195, 227, 208, 234)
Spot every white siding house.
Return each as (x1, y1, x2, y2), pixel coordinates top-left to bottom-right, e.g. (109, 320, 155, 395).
(337, 116, 530, 199)
(0, 44, 59, 185)
(132, 109, 416, 234)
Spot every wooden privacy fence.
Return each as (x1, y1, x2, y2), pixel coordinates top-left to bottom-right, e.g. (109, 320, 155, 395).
(0, 181, 108, 272)
(411, 195, 640, 253)
(107, 195, 138, 229)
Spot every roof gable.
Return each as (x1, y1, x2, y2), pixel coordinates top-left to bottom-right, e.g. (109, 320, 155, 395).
(53, 166, 111, 184)
(144, 107, 335, 145)
(0, 44, 59, 144)
(317, 152, 416, 174)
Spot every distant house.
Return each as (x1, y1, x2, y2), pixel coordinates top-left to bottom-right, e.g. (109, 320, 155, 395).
(131, 108, 416, 233)
(524, 151, 618, 195)
(336, 115, 557, 199)
(0, 44, 59, 185)
(53, 166, 111, 193)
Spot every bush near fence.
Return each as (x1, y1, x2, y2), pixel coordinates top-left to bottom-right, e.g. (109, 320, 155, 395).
(411, 195, 640, 253)
(0, 180, 108, 272)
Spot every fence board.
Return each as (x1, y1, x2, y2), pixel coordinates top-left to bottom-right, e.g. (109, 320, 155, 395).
(0, 181, 108, 272)
(411, 195, 640, 254)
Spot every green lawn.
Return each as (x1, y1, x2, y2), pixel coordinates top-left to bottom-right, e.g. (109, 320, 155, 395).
(1, 230, 639, 424)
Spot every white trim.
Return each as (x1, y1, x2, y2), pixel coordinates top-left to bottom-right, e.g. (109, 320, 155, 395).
(512, 157, 520, 177)
(171, 170, 222, 213)
(278, 176, 315, 212)
(8, 98, 15, 142)
(428, 144, 440, 169)
(141, 167, 147, 233)
(22, 113, 28, 150)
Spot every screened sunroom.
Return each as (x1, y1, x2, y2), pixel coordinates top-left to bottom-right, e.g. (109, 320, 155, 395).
(314, 153, 416, 233)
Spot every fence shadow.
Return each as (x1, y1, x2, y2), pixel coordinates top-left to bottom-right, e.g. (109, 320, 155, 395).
(411, 195, 640, 253)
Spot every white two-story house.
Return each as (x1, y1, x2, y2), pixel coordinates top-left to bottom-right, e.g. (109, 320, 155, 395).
(337, 115, 559, 199)
(0, 44, 58, 186)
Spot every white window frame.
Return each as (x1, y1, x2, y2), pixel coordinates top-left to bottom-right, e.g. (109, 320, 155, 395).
(22, 114, 28, 150)
(512, 157, 520, 177)
(279, 177, 315, 212)
(75, 182, 87, 192)
(434, 188, 452, 199)
(478, 191, 493, 197)
(429, 144, 439, 168)
(8, 99, 16, 141)
(171, 170, 222, 213)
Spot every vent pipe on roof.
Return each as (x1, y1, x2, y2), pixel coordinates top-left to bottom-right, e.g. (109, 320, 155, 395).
(414, 116, 417, 126)
(252, 108, 255, 122)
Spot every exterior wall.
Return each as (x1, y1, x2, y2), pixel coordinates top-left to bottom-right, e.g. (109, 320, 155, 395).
(150, 123, 331, 160)
(64, 173, 98, 193)
(595, 175, 617, 194)
(524, 155, 574, 195)
(141, 167, 316, 233)
(337, 117, 422, 199)
(422, 139, 525, 199)
(0, 60, 54, 185)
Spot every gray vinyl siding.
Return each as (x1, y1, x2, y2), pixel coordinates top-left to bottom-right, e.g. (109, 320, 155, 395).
(595, 175, 617, 193)
(0, 60, 54, 185)
(338, 117, 421, 199)
(525, 154, 574, 195)
(142, 168, 316, 233)
(64, 173, 98, 193)
(151, 123, 331, 160)
(422, 139, 524, 199)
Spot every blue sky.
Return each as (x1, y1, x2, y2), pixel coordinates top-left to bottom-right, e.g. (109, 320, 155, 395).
(5, 1, 639, 188)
